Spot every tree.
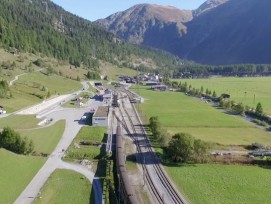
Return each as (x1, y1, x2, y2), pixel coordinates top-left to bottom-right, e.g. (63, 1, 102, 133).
(193, 139, 209, 163)
(233, 103, 245, 115)
(255, 102, 263, 116)
(149, 116, 160, 139)
(212, 91, 217, 97)
(0, 127, 34, 154)
(167, 133, 194, 162)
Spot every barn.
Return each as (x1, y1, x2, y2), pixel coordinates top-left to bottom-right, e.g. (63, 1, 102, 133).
(92, 106, 109, 127)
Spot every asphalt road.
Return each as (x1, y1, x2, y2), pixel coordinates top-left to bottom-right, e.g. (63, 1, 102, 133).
(14, 86, 103, 204)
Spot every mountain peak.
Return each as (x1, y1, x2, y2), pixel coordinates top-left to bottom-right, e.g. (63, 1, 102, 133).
(95, 3, 192, 44)
(194, 0, 229, 16)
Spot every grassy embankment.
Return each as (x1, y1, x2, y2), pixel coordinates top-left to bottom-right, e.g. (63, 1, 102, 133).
(34, 169, 92, 204)
(0, 149, 46, 204)
(42, 126, 107, 202)
(2, 71, 81, 113)
(19, 120, 65, 154)
(174, 77, 271, 115)
(100, 61, 137, 81)
(65, 126, 106, 160)
(132, 85, 271, 204)
(0, 120, 65, 202)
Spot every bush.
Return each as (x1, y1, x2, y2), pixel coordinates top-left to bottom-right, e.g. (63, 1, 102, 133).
(251, 119, 269, 127)
(166, 133, 210, 163)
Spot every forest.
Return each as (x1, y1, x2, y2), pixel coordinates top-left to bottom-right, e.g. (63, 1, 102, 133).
(0, 0, 183, 71)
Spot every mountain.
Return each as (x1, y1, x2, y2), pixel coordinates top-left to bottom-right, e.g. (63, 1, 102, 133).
(95, 4, 192, 50)
(178, 0, 271, 65)
(0, 0, 183, 71)
(193, 0, 229, 16)
(96, 0, 271, 65)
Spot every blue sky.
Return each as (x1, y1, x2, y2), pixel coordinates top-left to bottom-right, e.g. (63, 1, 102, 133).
(51, 0, 206, 21)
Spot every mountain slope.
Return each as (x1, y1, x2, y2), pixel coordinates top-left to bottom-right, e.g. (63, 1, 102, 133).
(96, 0, 271, 65)
(193, 0, 229, 16)
(0, 0, 183, 70)
(178, 0, 271, 64)
(96, 4, 192, 49)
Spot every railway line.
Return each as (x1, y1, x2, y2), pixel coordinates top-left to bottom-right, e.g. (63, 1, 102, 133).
(115, 89, 187, 204)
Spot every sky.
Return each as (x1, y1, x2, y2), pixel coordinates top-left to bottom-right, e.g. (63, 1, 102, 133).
(51, 0, 206, 21)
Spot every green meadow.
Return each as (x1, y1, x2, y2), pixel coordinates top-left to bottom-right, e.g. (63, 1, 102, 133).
(0, 115, 40, 129)
(174, 77, 271, 115)
(134, 86, 271, 146)
(34, 169, 92, 204)
(19, 120, 65, 154)
(65, 126, 106, 160)
(165, 164, 271, 204)
(0, 149, 46, 204)
(0, 118, 65, 202)
(133, 85, 271, 204)
(2, 71, 81, 112)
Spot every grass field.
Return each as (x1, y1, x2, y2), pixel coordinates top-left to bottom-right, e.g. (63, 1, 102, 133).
(165, 164, 271, 204)
(2, 67, 81, 113)
(174, 77, 271, 115)
(0, 115, 40, 129)
(34, 169, 92, 204)
(100, 61, 137, 80)
(65, 126, 106, 160)
(62, 92, 93, 108)
(0, 149, 46, 204)
(133, 86, 271, 146)
(19, 120, 65, 154)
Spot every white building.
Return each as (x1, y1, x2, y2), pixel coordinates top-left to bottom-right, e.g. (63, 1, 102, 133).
(92, 106, 109, 127)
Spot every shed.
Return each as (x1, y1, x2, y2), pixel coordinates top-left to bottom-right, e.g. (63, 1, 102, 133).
(92, 106, 109, 127)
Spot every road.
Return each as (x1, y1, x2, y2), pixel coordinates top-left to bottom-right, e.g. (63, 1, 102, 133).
(14, 83, 104, 204)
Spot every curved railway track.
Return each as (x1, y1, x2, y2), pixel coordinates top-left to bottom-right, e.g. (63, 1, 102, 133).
(115, 90, 187, 204)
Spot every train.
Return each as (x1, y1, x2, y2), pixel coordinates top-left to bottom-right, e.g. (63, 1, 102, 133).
(112, 92, 119, 107)
(116, 123, 139, 204)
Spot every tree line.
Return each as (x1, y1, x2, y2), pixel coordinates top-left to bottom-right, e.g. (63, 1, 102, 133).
(173, 64, 271, 78)
(166, 80, 271, 129)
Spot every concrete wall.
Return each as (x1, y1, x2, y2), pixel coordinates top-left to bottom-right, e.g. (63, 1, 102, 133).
(92, 117, 108, 127)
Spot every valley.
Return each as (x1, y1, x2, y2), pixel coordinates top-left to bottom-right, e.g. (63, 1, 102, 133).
(1, 0, 271, 203)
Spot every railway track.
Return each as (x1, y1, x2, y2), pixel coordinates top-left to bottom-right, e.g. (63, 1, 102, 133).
(116, 90, 187, 204)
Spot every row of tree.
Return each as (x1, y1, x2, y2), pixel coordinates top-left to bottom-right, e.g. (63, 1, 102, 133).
(173, 64, 271, 78)
(149, 116, 210, 163)
(0, 127, 34, 154)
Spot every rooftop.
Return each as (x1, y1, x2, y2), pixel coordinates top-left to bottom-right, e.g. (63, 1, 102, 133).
(93, 106, 109, 117)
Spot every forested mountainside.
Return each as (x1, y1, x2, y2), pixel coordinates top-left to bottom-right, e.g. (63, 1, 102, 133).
(0, 0, 182, 70)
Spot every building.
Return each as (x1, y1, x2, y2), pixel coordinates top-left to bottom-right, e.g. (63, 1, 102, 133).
(92, 106, 109, 127)
(146, 81, 160, 86)
(151, 85, 168, 91)
(103, 93, 112, 104)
